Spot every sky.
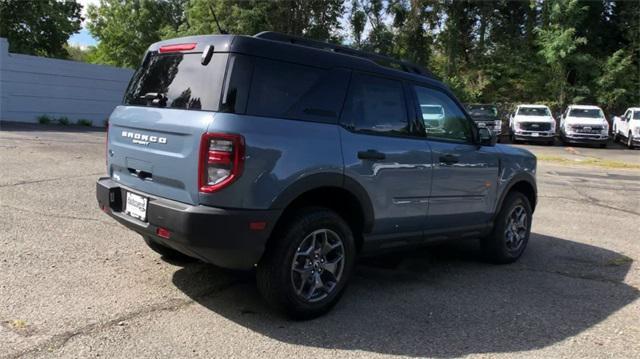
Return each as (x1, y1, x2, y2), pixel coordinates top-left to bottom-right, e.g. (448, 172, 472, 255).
(68, 0, 98, 48)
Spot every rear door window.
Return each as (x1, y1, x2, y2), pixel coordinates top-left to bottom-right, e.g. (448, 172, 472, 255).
(341, 73, 410, 136)
(124, 52, 226, 111)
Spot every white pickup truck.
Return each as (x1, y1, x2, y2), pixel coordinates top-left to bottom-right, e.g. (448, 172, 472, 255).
(559, 105, 609, 148)
(612, 107, 640, 149)
(509, 104, 556, 145)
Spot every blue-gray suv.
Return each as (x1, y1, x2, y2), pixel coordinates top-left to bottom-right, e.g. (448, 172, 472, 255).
(97, 32, 537, 319)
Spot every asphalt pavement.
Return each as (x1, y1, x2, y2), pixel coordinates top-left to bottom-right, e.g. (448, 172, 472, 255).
(1, 123, 639, 358)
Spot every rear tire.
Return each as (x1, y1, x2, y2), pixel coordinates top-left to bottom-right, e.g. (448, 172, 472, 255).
(481, 192, 532, 264)
(143, 237, 196, 262)
(257, 207, 356, 320)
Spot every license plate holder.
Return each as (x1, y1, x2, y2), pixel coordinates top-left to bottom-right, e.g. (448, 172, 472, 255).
(125, 192, 148, 222)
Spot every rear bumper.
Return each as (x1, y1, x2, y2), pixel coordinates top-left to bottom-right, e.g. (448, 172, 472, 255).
(96, 177, 280, 270)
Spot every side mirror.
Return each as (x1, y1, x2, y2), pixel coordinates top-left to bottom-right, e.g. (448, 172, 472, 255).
(478, 127, 496, 146)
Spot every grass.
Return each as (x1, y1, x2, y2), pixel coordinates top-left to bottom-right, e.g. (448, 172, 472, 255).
(57, 116, 70, 125)
(77, 119, 93, 127)
(537, 154, 640, 170)
(37, 114, 51, 124)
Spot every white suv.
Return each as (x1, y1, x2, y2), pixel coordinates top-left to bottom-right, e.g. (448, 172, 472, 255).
(560, 105, 609, 148)
(613, 107, 640, 149)
(509, 104, 556, 145)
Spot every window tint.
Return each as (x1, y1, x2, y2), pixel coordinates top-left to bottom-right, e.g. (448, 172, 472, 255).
(124, 52, 226, 111)
(517, 107, 551, 116)
(569, 108, 604, 118)
(341, 73, 409, 135)
(414, 86, 472, 142)
(244, 57, 348, 123)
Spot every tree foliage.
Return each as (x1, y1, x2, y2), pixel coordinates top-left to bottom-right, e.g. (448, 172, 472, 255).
(80, 0, 639, 114)
(0, 0, 82, 58)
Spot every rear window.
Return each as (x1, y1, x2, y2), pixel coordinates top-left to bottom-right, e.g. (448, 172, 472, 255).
(221, 55, 349, 123)
(124, 52, 226, 111)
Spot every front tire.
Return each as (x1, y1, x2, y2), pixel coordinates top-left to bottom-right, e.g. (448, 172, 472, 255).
(481, 192, 532, 264)
(629, 133, 636, 149)
(257, 207, 356, 319)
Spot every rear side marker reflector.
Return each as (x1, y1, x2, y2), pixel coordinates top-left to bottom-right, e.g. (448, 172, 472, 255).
(249, 221, 267, 231)
(159, 43, 197, 53)
(156, 227, 171, 239)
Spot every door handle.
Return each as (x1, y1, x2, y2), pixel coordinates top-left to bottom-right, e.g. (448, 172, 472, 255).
(439, 154, 459, 165)
(357, 150, 386, 160)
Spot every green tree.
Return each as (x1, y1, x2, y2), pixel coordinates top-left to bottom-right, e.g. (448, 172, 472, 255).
(166, 0, 343, 43)
(0, 0, 82, 58)
(536, 0, 587, 107)
(597, 50, 639, 115)
(86, 0, 182, 68)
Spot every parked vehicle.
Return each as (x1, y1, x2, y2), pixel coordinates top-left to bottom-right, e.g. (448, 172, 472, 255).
(466, 104, 502, 140)
(560, 105, 609, 148)
(612, 107, 640, 149)
(96, 32, 537, 319)
(509, 104, 556, 145)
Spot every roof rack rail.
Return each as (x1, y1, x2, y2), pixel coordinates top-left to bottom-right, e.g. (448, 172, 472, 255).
(253, 31, 434, 78)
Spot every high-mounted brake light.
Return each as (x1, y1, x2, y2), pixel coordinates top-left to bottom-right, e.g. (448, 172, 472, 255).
(159, 43, 197, 53)
(198, 133, 245, 193)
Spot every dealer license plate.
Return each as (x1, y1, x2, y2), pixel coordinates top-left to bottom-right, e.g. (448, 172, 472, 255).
(125, 192, 147, 221)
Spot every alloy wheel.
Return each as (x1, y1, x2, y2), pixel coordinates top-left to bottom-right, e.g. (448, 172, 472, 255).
(504, 205, 528, 251)
(290, 229, 345, 303)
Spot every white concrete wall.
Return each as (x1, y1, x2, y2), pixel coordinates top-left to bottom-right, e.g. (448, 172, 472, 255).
(0, 37, 134, 126)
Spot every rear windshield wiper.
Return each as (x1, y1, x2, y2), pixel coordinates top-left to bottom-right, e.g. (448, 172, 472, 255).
(140, 92, 167, 107)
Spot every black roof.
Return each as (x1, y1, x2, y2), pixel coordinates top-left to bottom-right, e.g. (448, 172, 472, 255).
(148, 32, 443, 89)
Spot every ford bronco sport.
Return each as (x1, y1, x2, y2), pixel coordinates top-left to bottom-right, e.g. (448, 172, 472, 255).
(97, 32, 537, 319)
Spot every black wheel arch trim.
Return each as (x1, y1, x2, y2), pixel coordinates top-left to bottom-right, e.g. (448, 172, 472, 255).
(270, 173, 375, 234)
(493, 172, 537, 221)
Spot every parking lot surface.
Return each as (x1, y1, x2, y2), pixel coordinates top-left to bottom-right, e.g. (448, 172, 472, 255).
(1, 123, 639, 358)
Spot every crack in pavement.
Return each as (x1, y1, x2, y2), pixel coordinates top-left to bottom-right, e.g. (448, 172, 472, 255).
(2, 279, 248, 359)
(0, 204, 118, 227)
(0, 173, 103, 188)
(538, 195, 640, 216)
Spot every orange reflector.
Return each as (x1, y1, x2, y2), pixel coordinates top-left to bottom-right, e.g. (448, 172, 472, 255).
(249, 221, 267, 231)
(156, 227, 171, 239)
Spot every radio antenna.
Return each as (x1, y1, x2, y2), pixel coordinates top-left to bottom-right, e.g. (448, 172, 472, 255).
(209, 5, 228, 34)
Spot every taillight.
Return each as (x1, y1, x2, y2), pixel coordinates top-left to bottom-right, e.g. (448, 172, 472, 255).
(198, 133, 244, 193)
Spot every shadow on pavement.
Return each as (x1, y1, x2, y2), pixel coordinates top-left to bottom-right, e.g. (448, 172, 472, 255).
(172, 233, 638, 357)
(0, 121, 106, 133)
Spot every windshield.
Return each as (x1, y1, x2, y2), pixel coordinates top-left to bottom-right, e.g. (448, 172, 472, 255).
(517, 107, 550, 116)
(467, 105, 497, 117)
(569, 108, 604, 118)
(633, 111, 640, 120)
(124, 52, 225, 111)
